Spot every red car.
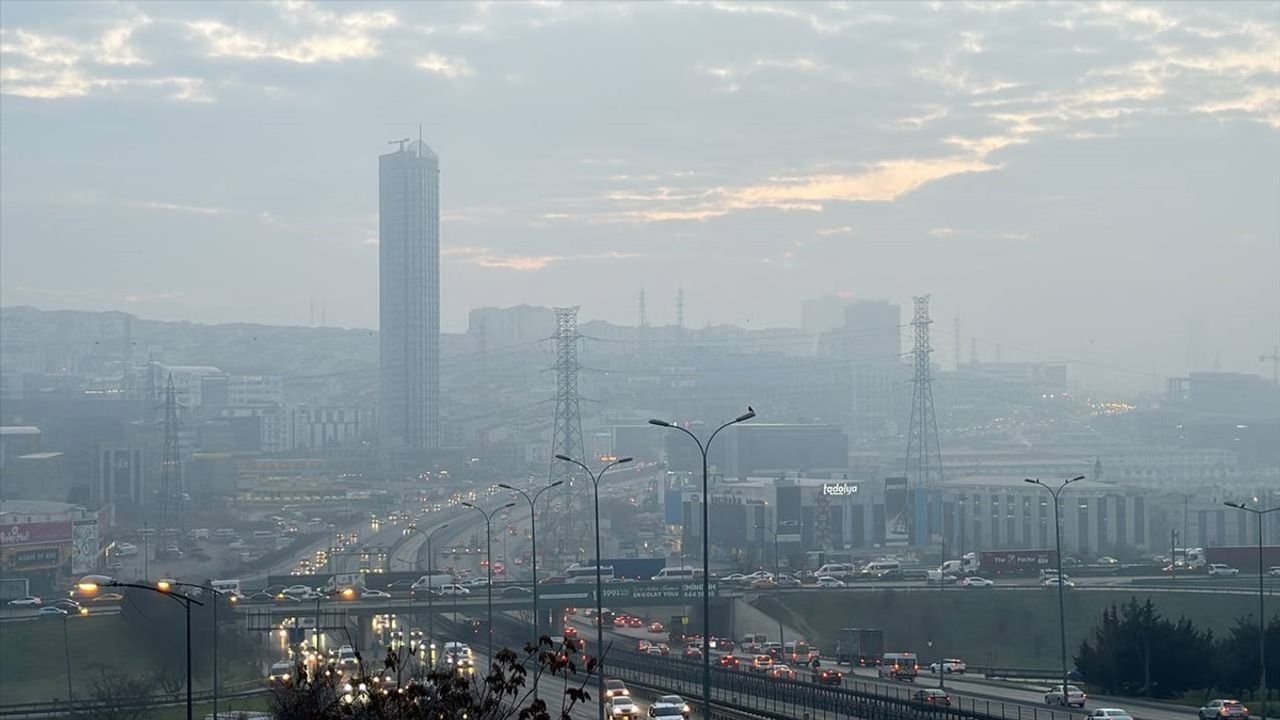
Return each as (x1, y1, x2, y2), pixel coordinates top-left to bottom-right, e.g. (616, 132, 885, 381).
(627, 617, 645, 629)
(718, 655, 741, 670)
(613, 615, 630, 628)
(648, 622, 665, 634)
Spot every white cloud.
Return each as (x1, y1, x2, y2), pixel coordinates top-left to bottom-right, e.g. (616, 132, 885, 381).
(415, 53, 475, 79)
(185, 2, 397, 63)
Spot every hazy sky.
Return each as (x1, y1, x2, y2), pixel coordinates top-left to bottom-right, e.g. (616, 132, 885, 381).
(2, 1, 1277, 386)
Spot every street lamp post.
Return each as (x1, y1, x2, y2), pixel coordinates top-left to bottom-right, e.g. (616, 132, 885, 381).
(158, 580, 236, 720)
(756, 524, 789, 662)
(650, 408, 756, 720)
(61, 612, 73, 704)
(407, 522, 451, 664)
(1224, 500, 1279, 720)
(499, 480, 564, 654)
(461, 501, 517, 672)
(554, 455, 633, 720)
(1025, 476, 1085, 706)
(77, 575, 203, 720)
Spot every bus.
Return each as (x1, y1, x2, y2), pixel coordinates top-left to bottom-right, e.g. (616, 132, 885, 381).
(565, 564, 614, 583)
(651, 566, 704, 581)
(210, 579, 241, 596)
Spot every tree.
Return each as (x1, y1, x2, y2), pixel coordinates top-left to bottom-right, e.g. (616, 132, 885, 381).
(1076, 598, 1213, 698)
(1213, 613, 1280, 699)
(84, 668, 153, 720)
(270, 636, 594, 719)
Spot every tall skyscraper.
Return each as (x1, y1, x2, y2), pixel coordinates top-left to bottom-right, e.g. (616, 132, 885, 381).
(379, 139, 440, 450)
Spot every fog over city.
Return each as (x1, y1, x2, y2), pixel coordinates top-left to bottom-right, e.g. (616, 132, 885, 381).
(0, 3, 1278, 720)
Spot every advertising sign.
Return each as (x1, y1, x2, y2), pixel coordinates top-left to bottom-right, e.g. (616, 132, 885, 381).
(821, 482, 859, 497)
(0, 521, 72, 547)
(598, 581, 726, 603)
(72, 519, 100, 574)
(884, 476, 909, 547)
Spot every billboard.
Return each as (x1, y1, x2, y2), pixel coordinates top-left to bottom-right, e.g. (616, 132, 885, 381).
(883, 477, 909, 547)
(0, 521, 72, 547)
(72, 519, 100, 574)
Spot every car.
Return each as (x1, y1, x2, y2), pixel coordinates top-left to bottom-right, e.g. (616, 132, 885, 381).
(7, 596, 41, 607)
(361, 589, 391, 598)
(48, 599, 81, 611)
(1208, 564, 1240, 577)
(648, 622, 665, 633)
(745, 570, 773, 581)
(38, 606, 68, 616)
(718, 655, 741, 669)
(243, 591, 274, 603)
(1042, 577, 1076, 589)
(274, 593, 302, 603)
(267, 660, 296, 685)
(960, 577, 994, 589)
(463, 578, 490, 588)
(1268, 566, 1280, 578)
(651, 695, 691, 719)
(1087, 709, 1133, 720)
(636, 640, 652, 653)
(768, 664, 797, 681)
(385, 579, 416, 590)
(613, 615, 630, 628)
(500, 586, 532, 598)
(914, 689, 952, 706)
(1199, 700, 1249, 720)
(608, 697, 639, 718)
(681, 645, 703, 661)
(436, 585, 471, 596)
(1044, 684, 1087, 707)
(645, 645, 665, 656)
(299, 590, 326, 601)
(603, 678, 629, 700)
(91, 593, 125, 604)
(721, 573, 747, 582)
(1096, 556, 1119, 565)
(648, 704, 686, 719)
(813, 668, 843, 685)
(929, 658, 967, 673)
(281, 584, 312, 596)
(751, 655, 774, 673)
(776, 574, 801, 588)
(627, 616, 645, 628)
(815, 576, 846, 588)
(751, 578, 778, 589)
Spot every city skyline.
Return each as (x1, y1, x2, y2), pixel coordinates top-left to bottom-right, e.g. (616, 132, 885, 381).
(1, 1, 1277, 387)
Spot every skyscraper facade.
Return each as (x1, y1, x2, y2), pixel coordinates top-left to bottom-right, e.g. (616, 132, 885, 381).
(379, 140, 440, 450)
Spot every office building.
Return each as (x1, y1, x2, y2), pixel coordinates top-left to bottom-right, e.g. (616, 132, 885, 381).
(379, 139, 440, 450)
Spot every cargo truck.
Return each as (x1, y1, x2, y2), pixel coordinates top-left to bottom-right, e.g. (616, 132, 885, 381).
(979, 549, 1057, 577)
(835, 628, 884, 666)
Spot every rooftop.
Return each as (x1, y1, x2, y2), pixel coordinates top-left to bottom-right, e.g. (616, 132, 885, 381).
(0, 426, 41, 435)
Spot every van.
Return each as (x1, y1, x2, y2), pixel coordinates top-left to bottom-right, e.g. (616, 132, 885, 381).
(411, 573, 453, 591)
(650, 566, 704, 581)
(188, 528, 210, 540)
(862, 560, 901, 577)
(815, 563, 858, 579)
(879, 652, 919, 681)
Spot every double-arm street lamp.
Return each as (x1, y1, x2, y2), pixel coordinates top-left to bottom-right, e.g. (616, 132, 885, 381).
(1025, 475, 1085, 705)
(499, 480, 564, 655)
(77, 575, 204, 720)
(461, 501, 517, 671)
(156, 580, 236, 720)
(554, 454, 633, 720)
(1224, 500, 1279, 720)
(650, 408, 756, 720)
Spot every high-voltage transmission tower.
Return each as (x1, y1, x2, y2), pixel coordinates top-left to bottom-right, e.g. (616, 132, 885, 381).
(156, 374, 184, 531)
(549, 307, 586, 556)
(905, 295, 943, 492)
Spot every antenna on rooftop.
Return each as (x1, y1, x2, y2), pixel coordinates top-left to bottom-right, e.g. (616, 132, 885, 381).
(388, 138, 410, 152)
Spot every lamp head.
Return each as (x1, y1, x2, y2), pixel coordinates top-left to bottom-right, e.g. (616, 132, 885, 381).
(1225, 501, 1245, 510)
(1023, 478, 1038, 485)
(501, 502, 517, 510)
(1067, 475, 1085, 483)
(648, 419, 671, 428)
(156, 580, 172, 592)
(554, 454, 573, 462)
(498, 483, 514, 490)
(735, 409, 757, 423)
(461, 501, 477, 509)
(77, 575, 113, 595)
(549, 480, 565, 489)
(616, 457, 634, 464)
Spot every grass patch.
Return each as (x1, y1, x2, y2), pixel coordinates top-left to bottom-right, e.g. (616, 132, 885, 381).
(763, 588, 1256, 668)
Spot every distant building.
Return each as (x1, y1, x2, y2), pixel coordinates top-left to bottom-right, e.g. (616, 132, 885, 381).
(379, 139, 440, 451)
(0, 426, 42, 467)
(228, 375, 284, 407)
(288, 406, 369, 451)
(468, 305, 556, 352)
(0, 500, 100, 595)
(801, 295, 851, 336)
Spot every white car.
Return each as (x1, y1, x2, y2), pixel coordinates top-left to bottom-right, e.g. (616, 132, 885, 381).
(1096, 557, 1119, 566)
(608, 697, 639, 718)
(929, 658, 967, 674)
(1268, 566, 1280, 578)
(8, 596, 42, 607)
(1208, 564, 1240, 577)
(38, 606, 68, 616)
(745, 570, 774, 581)
(815, 576, 846, 588)
(721, 573, 747, 582)
(362, 589, 391, 598)
(1042, 577, 1075, 589)
(960, 577, 994, 588)
(1087, 709, 1132, 720)
(463, 578, 490, 588)
(651, 695, 691, 719)
(281, 584, 312, 596)
(436, 584, 471, 596)
(1044, 684, 1086, 707)
(299, 590, 326, 601)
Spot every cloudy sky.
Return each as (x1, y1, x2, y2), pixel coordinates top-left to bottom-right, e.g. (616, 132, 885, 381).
(1, 1, 1277, 386)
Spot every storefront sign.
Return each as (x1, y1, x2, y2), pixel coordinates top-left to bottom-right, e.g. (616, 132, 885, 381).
(0, 521, 72, 547)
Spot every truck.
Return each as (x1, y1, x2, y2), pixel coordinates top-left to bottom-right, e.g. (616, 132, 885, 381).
(835, 628, 884, 666)
(979, 549, 1057, 577)
(322, 573, 367, 594)
(1205, 546, 1280, 575)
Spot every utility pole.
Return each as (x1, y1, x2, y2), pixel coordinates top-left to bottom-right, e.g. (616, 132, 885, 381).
(905, 295, 943, 543)
(549, 308, 585, 559)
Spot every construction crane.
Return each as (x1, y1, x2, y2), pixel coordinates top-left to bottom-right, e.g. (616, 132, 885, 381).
(388, 137, 410, 152)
